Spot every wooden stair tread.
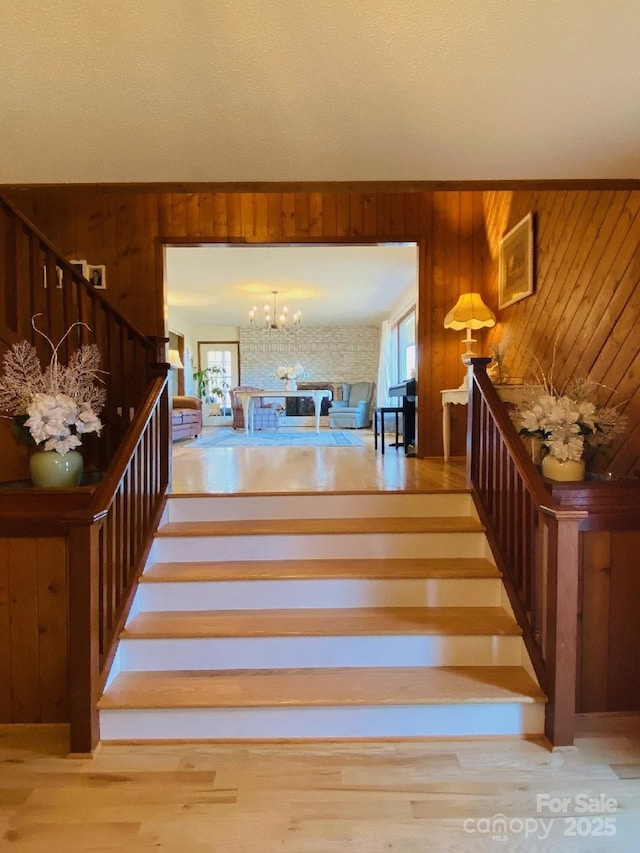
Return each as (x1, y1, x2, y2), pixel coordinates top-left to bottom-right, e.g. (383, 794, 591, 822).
(99, 666, 546, 709)
(123, 607, 521, 638)
(142, 558, 501, 583)
(168, 488, 471, 499)
(156, 516, 485, 537)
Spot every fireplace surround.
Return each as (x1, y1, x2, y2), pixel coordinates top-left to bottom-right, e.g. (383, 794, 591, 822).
(284, 382, 343, 418)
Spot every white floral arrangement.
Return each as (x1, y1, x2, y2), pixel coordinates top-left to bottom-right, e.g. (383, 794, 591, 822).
(511, 376, 626, 462)
(276, 364, 305, 381)
(0, 316, 106, 455)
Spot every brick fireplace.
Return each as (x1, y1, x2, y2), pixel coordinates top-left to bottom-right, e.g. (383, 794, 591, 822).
(283, 382, 344, 424)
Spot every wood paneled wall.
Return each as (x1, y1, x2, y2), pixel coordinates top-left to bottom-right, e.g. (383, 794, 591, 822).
(579, 530, 640, 712)
(7, 189, 488, 457)
(6, 187, 640, 465)
(484, 190, 640, 476)
(0, 537, 68, 723)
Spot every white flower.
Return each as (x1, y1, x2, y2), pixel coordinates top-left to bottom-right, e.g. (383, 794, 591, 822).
(25, 393, 78, 444)
(576, 400, 597, 432)
(276, 364, 305, 380)
(519, 405, 545, 434)
(75, 402, 102, 435)
(24, 391, 96, 455)
(44, 433, 82, 455)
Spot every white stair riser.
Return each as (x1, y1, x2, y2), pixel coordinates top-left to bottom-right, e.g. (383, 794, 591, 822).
(148, 532, 489, 564)
(167, 493, 475, 522)
(136, 578, 502, 611)
(100, 702, 544, 741)
(119, 635, 522, 671)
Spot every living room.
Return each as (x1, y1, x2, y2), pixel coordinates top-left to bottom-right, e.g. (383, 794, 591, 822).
(166, 242, 418, 447)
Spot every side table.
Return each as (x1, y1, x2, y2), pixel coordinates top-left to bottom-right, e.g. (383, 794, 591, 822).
(441, 386, 527, 460)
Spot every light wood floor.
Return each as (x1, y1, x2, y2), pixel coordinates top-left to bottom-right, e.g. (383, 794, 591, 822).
(25, 433, 627, 849)
(171, 428, 467, 495)
(2, 716, 639, 851)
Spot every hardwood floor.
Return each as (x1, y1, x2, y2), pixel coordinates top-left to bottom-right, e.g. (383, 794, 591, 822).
(1, 716, 639, 851)
(171, 428, 467, 495)
(3, 433, 639, 848)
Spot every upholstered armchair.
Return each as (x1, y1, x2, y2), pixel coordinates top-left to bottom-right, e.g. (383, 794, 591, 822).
(230, 386, 280, 430)
(328, 381, 375, 429)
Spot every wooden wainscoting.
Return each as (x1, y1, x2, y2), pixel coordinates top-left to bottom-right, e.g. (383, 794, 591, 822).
(579, 530, 640, 712)
(0, 536, 68, 723)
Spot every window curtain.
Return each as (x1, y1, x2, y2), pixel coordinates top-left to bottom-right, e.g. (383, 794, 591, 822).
(376, 320, 396, 407)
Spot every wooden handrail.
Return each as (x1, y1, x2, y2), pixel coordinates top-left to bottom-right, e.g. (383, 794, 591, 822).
(466, 359, 587, 746)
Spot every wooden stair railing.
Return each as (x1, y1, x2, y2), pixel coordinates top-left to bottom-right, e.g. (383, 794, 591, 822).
(0, 193, 162, 474)
(466, 359, 587, 747)
(68, 375, 169, 753)
(0, 194, 171, 753)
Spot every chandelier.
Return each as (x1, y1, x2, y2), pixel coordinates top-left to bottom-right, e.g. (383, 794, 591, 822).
(249, 290, 302, 331)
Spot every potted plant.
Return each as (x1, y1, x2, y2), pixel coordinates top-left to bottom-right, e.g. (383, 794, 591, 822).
(193, 366, 228, 412)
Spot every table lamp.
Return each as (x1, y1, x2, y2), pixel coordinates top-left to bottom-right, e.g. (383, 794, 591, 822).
(168, 349, 184, 369)
(444, 293, 496, 387)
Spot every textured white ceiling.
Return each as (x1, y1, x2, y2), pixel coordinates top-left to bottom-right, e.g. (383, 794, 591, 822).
(2, 1, 640, 183)
(166, 244, 417, 327)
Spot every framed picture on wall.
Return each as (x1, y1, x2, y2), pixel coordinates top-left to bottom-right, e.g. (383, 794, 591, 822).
(69, 259, 88, 278)
(87, 264, 107, 289)
(498, 213, 534, 309)
(43, 265, 64, 289)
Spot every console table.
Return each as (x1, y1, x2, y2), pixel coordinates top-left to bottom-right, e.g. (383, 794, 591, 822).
(238, 389, 332, 434)
(441, 386, 527, 460)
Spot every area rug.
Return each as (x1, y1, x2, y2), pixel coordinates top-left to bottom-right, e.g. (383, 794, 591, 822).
(187, 430, 364, 448)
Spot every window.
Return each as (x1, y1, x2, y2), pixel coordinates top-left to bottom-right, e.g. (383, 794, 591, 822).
(198, 342, 239, 417)
(206, 349, 232, 407)
(394, 309, 416, 383)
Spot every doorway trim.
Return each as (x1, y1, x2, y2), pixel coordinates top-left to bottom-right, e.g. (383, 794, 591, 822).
(159, 235, 426, 457)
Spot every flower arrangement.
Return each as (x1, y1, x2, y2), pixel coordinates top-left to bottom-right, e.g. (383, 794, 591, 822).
(0, 316, 105, 456)
(276, 364, 305, 381)
(511, 375, 626, 463)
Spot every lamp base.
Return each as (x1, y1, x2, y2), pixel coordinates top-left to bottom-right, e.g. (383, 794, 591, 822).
(461, 329, 477, 363)
(457, 331, 478, 388)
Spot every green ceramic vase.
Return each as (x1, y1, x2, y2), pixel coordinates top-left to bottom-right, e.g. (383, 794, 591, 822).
(29, 449, 83, 488)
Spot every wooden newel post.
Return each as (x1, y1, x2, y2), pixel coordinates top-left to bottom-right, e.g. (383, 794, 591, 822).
(147, 335, 170, 379)
(467, 356, 492, 378)
(67, 522, 101, 755)
(544, 510, 584, 747)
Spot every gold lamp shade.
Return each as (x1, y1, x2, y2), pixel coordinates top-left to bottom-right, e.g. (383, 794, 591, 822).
(444, 293, 496, 331)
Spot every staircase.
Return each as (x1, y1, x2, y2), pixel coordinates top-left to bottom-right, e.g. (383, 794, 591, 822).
(99, 491, 546, 741)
